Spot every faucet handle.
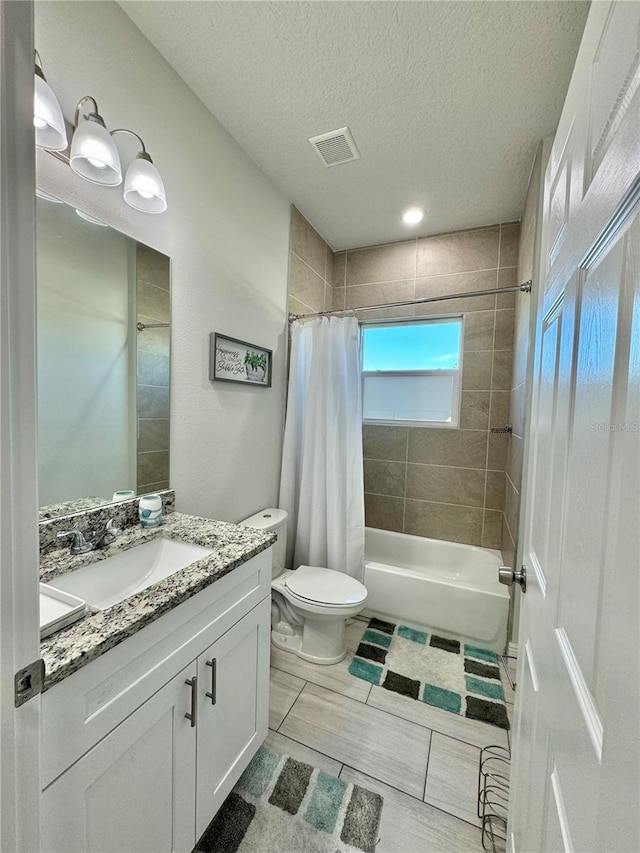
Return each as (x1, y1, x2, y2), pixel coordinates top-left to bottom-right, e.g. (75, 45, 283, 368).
(106, 519, 123, 537)
(57, 529, 93, 554)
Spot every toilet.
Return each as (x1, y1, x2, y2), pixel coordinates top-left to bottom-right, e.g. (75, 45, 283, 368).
(240, 508, 368, 665)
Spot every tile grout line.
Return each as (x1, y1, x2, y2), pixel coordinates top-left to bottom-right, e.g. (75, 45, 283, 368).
(275, 676, 308, 732)
(422, 726, 433, 802)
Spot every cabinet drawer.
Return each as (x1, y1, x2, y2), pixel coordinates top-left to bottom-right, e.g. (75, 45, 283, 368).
(41, 549, 270, 789)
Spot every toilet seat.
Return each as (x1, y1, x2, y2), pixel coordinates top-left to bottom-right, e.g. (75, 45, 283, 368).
(284, 565, 367, 607)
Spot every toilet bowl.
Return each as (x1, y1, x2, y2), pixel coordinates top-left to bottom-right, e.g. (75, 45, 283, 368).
(239, 509, 368, 665)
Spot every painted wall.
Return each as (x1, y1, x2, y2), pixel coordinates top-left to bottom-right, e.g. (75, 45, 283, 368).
(287, 211, 520, 549)
(34, 1, 290, 522)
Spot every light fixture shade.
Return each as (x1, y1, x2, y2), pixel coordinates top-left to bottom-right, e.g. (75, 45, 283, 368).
(70, 119, 122, 186)
(34, 73, 68, 151)
(123, 157, 167, 213)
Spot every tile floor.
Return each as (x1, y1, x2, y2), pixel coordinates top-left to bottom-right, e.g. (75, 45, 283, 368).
(266, 617, 517, 853)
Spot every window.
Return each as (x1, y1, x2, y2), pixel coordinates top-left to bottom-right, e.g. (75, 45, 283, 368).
(361, 318, 463, 427)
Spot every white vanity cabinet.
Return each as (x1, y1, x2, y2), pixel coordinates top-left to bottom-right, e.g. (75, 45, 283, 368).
(40, 549, 271, 853)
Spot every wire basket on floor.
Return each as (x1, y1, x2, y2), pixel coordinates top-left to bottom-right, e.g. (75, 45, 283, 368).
(477, 744, 510, 853)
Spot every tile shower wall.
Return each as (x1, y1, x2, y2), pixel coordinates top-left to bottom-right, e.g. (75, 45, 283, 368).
(285, 211, 520, 550)
(287, 207, 334, 316)
(334, 225, 520, 549)
(137, 245, 171, 494)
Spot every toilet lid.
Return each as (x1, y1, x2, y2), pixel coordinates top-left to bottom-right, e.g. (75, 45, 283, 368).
(285, 565, 367, 606)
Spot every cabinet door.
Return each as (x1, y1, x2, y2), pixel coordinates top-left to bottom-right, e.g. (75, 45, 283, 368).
(41, 662, 197, 853)
(195, 597, 270, 838)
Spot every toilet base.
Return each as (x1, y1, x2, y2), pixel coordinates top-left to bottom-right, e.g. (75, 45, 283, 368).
(271, 620, 347, 666)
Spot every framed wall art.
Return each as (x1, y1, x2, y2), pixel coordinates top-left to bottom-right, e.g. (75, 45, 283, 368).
(210, 333, 272, 387)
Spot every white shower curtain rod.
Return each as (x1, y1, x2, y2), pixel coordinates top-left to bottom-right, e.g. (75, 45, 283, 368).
(288, 280, 532, 322)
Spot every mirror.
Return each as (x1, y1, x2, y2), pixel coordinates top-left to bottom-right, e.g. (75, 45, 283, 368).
(36, 194, 171, 519)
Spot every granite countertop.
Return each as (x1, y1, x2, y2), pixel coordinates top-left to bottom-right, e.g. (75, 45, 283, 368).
(40, 512, 275, 691)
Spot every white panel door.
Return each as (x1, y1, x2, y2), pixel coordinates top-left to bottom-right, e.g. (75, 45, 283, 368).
(195, 598, 271, 839)
(509, 3, 640, 851)
(41, 662, 197, 853)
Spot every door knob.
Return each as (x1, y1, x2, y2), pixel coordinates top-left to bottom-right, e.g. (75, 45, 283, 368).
(499, 564, 527, 593)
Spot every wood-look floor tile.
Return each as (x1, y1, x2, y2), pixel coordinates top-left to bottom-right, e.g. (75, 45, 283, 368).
(280, 682, 431, 798)
(340, 766, 483, 853)
(264, 729, 343, 776)
(367, 685, 509, 749)
(270, 645, 371, 702)
(424, 732, 482, 826)
(268, 668, 305, 730)
(345, 617, 368, 651)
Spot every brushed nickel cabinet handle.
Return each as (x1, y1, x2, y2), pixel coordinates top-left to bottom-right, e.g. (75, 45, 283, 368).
(205, 659, 217, 705)
(185, 676, 197, 727)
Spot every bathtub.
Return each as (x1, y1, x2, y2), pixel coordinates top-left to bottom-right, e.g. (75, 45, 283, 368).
(363, 527, 509, 653)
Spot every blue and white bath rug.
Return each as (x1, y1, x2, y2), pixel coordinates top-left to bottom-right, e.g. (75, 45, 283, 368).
(349, 618, 509, 730)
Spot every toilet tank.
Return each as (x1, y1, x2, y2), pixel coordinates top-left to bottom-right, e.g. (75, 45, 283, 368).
(239, 508, 287, 579)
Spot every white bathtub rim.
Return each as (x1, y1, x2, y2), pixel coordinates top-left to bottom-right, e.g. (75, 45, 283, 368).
(364, 559, 509, 598)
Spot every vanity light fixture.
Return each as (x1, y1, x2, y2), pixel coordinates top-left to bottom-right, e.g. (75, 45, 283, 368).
(34, 51, 68, 151)
(402, 206, 425, 225)
(111, 128, 167, 214)
(69, 96, 122, 186)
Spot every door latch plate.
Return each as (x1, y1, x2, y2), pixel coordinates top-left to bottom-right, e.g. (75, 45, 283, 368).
(14, 659, 45, 707)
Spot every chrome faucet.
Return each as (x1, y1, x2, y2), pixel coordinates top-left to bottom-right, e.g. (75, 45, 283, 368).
(57, 519, 123, 555)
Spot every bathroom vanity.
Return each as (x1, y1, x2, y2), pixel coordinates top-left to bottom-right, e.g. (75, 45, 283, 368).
(38, 505, 274, 853)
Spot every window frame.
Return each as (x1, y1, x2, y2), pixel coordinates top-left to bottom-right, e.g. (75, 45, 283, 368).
(360, 316, 465, 429)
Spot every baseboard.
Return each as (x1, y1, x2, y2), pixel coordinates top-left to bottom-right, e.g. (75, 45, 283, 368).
(508, 641, 519, 658)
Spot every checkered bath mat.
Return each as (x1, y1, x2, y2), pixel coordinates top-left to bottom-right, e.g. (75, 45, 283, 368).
(349, 618, 509, 730)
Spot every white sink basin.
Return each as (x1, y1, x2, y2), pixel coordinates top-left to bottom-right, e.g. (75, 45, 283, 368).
(46, 537, 214, 610)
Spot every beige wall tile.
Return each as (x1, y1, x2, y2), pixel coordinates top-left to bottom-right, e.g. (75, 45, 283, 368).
(137, 244, 170, 290)
(346, 240, 416, 285)
(332, 287, 346, 311)
(459, 391, 490, 430)
(332, 251, 346, 287)
(482, 509, 503, 549)
(408, 428, 488, 469)
(289, 252, 325, 313)
(507, 433, 524, 492)
(136, 317, 170, 357)
(501, 515, 516, 568)
(138, 479, 169, 494)
(290, 207, 328, 278)
(489, 390, 510, 430)
(414, 269, 497, 315)
(363, 425, 408, 461)
(323, 282, 333, 311)
(138, 385, 170, 419)
(485, 470, 506, 511)
(488, 432, 508, 471)
(138, 281, 170, 323)
(404, 500, 483, 546)
(137, 350, 169, 387)
(406, 463, 485, 507)
(511, 381, 527, 437)
(417, 227, 499, 277)
(494, 309, 516, 349)
(499, 222, 520, 268)
(137, 449, 169, 486)
(345, 280, 414, 319)
(463, 310, 495, 351)
(138, 418, 169, 453)
(288, 294, 312, 316)
(496, 266, 517, 308)
(364, 459, 406, 497)
(492, 350, 513, 391)
(365, 493, 404, 532)
(504, 475, 519, 543)
(462, 350, 493, 390)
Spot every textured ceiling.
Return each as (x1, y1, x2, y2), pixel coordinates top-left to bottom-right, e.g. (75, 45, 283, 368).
(119, 1, 589, 250)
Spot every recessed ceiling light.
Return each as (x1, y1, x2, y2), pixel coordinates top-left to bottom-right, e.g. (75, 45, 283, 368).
(402, 207, 425, 225)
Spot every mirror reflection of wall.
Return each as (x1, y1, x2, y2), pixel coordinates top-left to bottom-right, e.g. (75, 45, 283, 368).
(36, 195, 170, 517)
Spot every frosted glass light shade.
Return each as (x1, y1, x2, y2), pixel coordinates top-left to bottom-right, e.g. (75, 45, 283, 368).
(70, 119, 122, 186)
(34, 73, 68, 151)
(123, 157, 167, 213)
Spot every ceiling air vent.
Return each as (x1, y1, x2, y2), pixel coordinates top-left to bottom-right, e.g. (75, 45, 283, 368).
(309, 127, 361, 168)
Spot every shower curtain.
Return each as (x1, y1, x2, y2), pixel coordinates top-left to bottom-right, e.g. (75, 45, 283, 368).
(279, 316, 365, 580)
